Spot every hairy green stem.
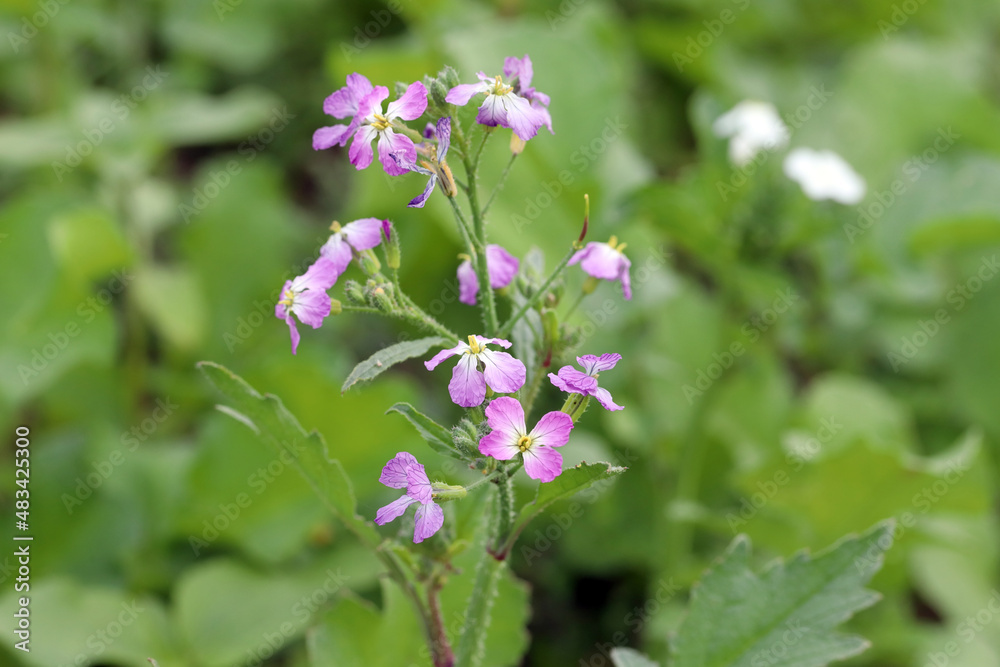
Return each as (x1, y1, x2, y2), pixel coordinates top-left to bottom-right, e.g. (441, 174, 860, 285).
(428, 575, 456, 667)
(463, 130, 499, 336)
(455, 494, 505, 667)
(492, 474, 515, 555)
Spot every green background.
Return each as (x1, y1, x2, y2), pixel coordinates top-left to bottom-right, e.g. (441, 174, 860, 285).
(1, 0, 1000, 665)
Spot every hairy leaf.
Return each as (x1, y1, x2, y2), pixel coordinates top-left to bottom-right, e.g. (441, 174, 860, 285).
(342, 336, 446, 392)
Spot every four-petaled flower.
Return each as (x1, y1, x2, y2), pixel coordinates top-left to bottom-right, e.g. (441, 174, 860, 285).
(549, 353, 624, 411)
(446, 59, 549, 142)
(374, 452, 444, 543)
(479, 397, 573, 483)
(569, 236, 632, 300)
(390, 116, 458, 208)
(503, 55, 553, 135)
(273, 256, 339, 354)
(425, 335, 526, 407)
(713, 100, 789, 167)
(314, 75, 428, 176)
(457, 244, 520, 306)
(321, 217, 390, 274)
(783, 147, 866, 205)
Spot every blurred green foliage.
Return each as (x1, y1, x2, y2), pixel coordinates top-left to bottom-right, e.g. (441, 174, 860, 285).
(2, 0, 1000, 665)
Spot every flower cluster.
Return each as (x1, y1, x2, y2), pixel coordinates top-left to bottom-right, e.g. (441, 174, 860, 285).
(283, 55, 633, 545)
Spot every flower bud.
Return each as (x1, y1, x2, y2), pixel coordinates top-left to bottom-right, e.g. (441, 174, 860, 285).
(441, 65, 460, 90)
(429, 78, 450, 110)
(384, 222, 401, 269)
(510, 133, 526, 155)
(452, 418, 480, 457)
(330, 298, 342, 316)
(542, 310, 559, 343)
(368, 285, 395, 312)
(359, 249, 382, 276)
(344, 280, 365, 305)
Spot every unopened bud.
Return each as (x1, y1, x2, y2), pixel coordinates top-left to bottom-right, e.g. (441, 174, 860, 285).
(429, 79, 450, 110)
(384, 221, 401, 269)
(510, 134, 526, 155)
(441, 65, 460, 90)
(368, 285, 395, 312)
(345, 280, 365, 305)
(359, 249, 382, 276)
(452, 418, 480, 457)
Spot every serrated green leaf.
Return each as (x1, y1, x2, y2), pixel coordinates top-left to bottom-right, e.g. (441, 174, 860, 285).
(611, 647, 660, 667)
(342, 336, 445, 393)
(386, 401, 465, 460)
(511, 461, 627, 537)
(670, 521, 896, 667)
(197, 361, 379, 547)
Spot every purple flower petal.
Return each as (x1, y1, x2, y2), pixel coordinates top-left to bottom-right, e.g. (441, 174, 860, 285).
(284, 314, 301, 355)
(446, 81, 489, 106)
(578, 353, 622, 375)
(381, 219, 392, 242)
(378, 130, 416, 176)
(390, 150, 433, 176)
(449, 353, 487, 407)
(320, 234, 354, 275)
(484, 396, 526, 440)
(475, 336, 513, 349)
(375, 494, 418, 525)
(313, 124, 354, 150)
(485, 244, 519, 289)
(619, 255, 632, 300)
(475, 93, 506, 127)
(478, 429, 521, 461)
(348, 124, 378, 171)
(523, 446, 563, 483)
(405, 465, 433, 503)
(413, 502, 444, 543)
(423, 122, 437, 140)
(356, 86, 389, 120)
(501, 94, 545, 142)
(386, 81, 428, 122)
(503, 55, 534, 89)
(425, 341, 468, 370)
(457, 259, 479, 305)
(529, 411, 573, 449)
(550, 366, 598, 394)
(300, 255, 341, 290)
(593, 387, 624, 411)
(573, 242, 623, 280)
(435, 117, 452, 162)
(407, 174, 438, 208)
(323, 73, 374, 118)
(342, 217, 385, 251)
(291, 288, 332, 329)
(379, 452, 419, 489)
(479, 349, 526, 394)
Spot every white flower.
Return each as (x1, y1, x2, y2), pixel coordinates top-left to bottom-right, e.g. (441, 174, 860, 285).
(783, 148, 866, 205)
(713, 101, 789, 167)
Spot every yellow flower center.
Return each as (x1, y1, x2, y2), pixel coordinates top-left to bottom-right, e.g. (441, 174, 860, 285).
(490, 75, 513, 96)
(278, 289, 295, 308)
(329, 220, 342, 232)
(371, 113, 391, 131)
(607, 235, 627, 252)
(467, 335, 485, 354)
(517, 435, 533, 452)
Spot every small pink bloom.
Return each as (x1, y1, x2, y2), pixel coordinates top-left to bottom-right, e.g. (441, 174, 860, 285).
(446, 56, 550, 141)
(569, 236, 632, 300)
(273, 256, 339, 354)
(457, 244, 520, 306)
(425, 335, 526, 408)
(478, 397, 573, 482)
(320, 217, 388, 274)
(549, 353, 624, 411)
(374, 452, 444, 543)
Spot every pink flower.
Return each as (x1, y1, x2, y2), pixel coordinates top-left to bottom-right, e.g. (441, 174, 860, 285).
(374, 452, 444, 544)
(457, 244, 520, 306)
(320, 217, 389, 274)
(314, 75, 428, 176)
(503, 55, 553, 135)
(425, 335, 526, 408)
(569, 236, 632, 300)
(478, 397, 573, 483)
(446, 56, 549, 142)
(390, 116, 456, 208)
(549, 353, 624, 411)
(273, 256, 339, 354)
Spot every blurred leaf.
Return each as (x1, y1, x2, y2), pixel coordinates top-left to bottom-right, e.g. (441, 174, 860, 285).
(307, 580, 427, 667)
(197, 361, 379, 547)
(511, 461, 627, 538)
(134, 265, 208, 351)
(670, 521, 895, 667)
(47, 208, 132, 282)
(385, 401, 465, 460)
(341, 336, 445, 392)
(611, 647, 660, 667)
(150, 88, 284, 146)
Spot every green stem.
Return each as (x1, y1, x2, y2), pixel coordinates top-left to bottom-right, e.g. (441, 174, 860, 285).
(497, 245, 577, 339)
(519, 354, 548, 422)
(491, 474, 515, 555)
(463, 130, 499, 337)
(427, 574, 456, 667)
(480, 153, 517, 220)
(455, 493, 505, 667)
